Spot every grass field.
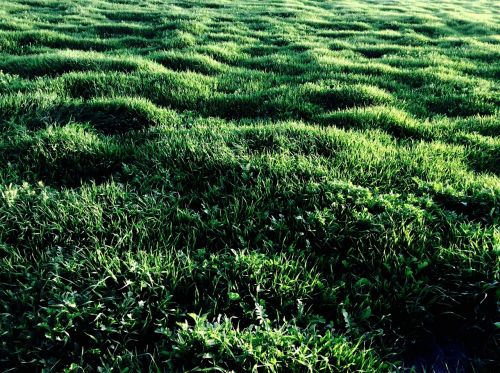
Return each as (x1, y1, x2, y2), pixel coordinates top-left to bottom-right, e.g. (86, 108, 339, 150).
(0, 0, 499, 371)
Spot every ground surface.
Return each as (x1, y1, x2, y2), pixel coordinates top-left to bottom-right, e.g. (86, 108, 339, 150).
(0, 0, 499, 371)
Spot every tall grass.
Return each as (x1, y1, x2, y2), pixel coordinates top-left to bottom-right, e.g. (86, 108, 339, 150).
(0, 0, 498, 371)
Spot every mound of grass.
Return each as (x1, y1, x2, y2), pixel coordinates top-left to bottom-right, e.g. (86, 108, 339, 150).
(0, 50, 159, 77)
(0, 123, 127, 186)
(0, 0, 498, 372)
(149, 50, 226, 75)
(0, 30, 112, 53)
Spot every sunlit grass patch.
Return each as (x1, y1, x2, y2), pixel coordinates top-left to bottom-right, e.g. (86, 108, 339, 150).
(0, 50, 167, 77)
(0, 0, 498, 371)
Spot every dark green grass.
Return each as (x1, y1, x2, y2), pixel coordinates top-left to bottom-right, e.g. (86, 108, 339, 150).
(0, 0, 499, 371)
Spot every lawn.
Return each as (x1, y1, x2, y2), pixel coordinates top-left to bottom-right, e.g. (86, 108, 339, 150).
(0, 0, 498, 371)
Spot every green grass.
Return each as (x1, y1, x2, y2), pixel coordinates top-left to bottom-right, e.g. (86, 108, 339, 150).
(0, 0, 499, 371)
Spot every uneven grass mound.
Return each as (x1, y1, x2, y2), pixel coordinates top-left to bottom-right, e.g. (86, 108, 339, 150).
(0, 0, 498, 372)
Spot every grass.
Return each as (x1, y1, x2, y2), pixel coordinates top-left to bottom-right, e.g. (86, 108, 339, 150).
(0, 0, 498, 371)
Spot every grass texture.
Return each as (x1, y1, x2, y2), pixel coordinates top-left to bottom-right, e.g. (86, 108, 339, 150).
(0, 0, 499, 371)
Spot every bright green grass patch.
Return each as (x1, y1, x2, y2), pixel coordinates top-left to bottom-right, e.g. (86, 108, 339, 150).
(0, 0, 498, 371)
(0, 50, 167, 77)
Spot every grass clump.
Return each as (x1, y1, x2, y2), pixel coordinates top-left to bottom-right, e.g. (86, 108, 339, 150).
(0, 123, 127, 186)
(0, 50, 164, 77)
(150, 50, 226, 75)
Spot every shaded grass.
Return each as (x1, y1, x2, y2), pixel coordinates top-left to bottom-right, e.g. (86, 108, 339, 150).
(0, 123, 127, 186)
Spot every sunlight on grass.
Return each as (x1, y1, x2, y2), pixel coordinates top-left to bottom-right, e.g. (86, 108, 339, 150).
(0, 0, 498, 371)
